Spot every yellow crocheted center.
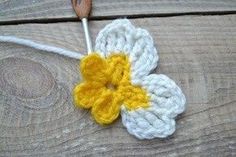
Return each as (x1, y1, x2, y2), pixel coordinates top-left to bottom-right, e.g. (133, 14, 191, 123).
(73, 53, 149, 125)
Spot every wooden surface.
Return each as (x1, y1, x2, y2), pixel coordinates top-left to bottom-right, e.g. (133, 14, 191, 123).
(0, 0, 236, 23)
(0, 1, 236, 157)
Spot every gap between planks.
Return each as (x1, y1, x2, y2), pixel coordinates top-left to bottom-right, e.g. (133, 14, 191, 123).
(1, 10, 236, 26)
(1, 0, 236, 25)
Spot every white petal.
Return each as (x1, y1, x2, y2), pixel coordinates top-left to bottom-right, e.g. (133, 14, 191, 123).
(95, 19, 158, 80)
(121, 74, 186, 139)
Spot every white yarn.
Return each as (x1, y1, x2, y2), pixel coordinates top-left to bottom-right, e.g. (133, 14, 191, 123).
(0, 36, 84, 59)
(95, 19, 158, 83)
(95, 19, 186, 139)
(121, 74, 185, 139)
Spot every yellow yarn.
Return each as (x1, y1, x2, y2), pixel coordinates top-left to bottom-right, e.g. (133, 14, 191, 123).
(73, 53, 149, 125)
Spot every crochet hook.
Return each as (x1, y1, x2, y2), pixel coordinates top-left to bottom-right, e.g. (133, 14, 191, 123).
(72, 0, 93, 54)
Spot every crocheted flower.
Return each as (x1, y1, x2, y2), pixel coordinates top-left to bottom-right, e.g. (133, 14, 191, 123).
(74, 53, 149, 125)
(74, 19, 186, 139)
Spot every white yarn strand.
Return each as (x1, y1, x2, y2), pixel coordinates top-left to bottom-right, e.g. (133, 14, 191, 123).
(0, 36, 84, 59)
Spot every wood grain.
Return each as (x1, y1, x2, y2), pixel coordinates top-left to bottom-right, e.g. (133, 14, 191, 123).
(0, 15, 236, 156)
(0, 0, 236, 23)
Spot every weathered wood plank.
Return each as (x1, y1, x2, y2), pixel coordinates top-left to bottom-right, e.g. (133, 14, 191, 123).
(0, 0, 236, 23)
(0, 15, 236, 156)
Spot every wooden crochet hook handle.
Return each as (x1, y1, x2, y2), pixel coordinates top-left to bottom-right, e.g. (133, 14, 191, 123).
(72, 0, 93, 54)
